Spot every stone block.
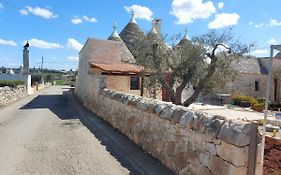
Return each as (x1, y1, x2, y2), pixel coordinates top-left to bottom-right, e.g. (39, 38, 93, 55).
(179, 166, 189, 175)
(146, 101, 157, 113)
(175, 153, 188, 172)
(108, 91, 116, 98)
(205, 142, 217, 156)
(164, 154, 176, 171)
(120, 94, 129, 104)
(186, 150, 199, 165)
(179, 111, 194, 129)
(217, 141, 248, 167)
(172, 107, 188, 124)
(164, 141, 177, 155)
(204, 118, 225, 139)
(218, 121, 252, 147)
(189, 164, 213, 175)
(160, 105, 176, 120)
(154, 103, 167, 114)
(127, 96, 141, 107)
(113, 93, 123, 101)
(136, 99, 148, 110)
(208, 156, 247, 175)
(199, 152, 210, 167)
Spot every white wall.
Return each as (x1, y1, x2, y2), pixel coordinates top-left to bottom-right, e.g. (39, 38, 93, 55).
(0, 74, 32, 94)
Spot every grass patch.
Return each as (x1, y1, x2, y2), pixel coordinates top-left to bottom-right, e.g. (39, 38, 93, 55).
(54, 80, 72, 85)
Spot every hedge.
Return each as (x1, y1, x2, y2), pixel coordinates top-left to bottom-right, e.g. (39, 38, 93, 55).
(232, 94, 265, 111)
(0, 80, 24, 88)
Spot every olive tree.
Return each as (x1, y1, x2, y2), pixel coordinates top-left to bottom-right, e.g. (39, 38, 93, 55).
(136, 29, 251, 106)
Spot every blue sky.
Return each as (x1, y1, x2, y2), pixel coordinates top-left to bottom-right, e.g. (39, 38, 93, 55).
(0, 0, 280, 70)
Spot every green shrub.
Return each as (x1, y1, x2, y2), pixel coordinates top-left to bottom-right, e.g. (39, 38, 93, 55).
(251, 102, 265, 111)
(231, 94, 265, 111)
(0, 80, 24, 87)
(31, 74, 43, 85)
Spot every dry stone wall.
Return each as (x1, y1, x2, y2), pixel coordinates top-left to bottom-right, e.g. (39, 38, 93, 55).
(0, 85, 27, 105)
(75, 75, 262, 175)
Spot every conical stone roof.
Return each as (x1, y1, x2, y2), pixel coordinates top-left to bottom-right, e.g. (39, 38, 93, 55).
(177, 28, 191, 47)
(144, 25, 168, 51)
(108, 23, 136, 64)
(108, 22, 123, 42)
(119, 12, 145, 57)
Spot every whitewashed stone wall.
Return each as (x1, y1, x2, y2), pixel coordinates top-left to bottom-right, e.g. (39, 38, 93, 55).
(75, 75, 262, 175)
(0, 85, 27, 105)
(0, 74, 32, 94)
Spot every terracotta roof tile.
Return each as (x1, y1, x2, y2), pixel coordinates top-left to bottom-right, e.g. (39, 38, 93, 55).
(89, 63, 144, 74)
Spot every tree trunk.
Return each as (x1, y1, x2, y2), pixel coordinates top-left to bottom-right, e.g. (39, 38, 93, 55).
(173, 74, 192, 105)
(183, 55, 218, 107)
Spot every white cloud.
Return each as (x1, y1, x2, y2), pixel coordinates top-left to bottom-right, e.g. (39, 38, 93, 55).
(28, 38, 63, 49)
(67, 38, 83, 52)
(249, 19, 281, 28)
(19, 6, 58, 19)
(19, 9, 28, 15)
(124, 4, 153, 21)
(82, 16, 97, 23)
(267, 38, 277, 45)
(171, 0, 216, 24)
(252, 49, 269, 56)
(268, 19, 281, 27)
(0, 39, 17, 46)
(254, 23, 264, 28)
(71, 18, 82, 24)
(71, 15, 97, 24)
(66, 56, 79, 61)
(0, 3, 3, 9)
(208, 13, 240, 29)
(218, 2, 224, 9)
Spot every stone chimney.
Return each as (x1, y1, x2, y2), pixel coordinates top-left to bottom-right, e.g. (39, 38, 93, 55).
(22, 41, 29, 75)
(152, 19, 161, 34)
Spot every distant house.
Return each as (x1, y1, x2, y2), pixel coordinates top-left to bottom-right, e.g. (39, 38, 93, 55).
(76, 38, 146, 96)
(217, 54, 281, 103)
(89, 63, 145, 95)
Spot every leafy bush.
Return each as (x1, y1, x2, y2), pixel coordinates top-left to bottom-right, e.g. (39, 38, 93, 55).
(232, 94, 265, 111)
(31, 74, 43, 85)
(0, 80, 24, 87)
(45, 74, 54, 83)
(251, 102, 265, 112)
(231, 94, 254, 107)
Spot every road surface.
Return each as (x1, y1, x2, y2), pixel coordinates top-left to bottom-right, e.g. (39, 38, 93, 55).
(0, 86, 174, 175)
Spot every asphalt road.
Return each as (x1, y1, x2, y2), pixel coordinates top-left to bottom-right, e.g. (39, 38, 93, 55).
(0, 86, 174, 175)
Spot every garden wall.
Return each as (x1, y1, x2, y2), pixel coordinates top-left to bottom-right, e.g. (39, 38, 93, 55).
(75, 75, 263, 175)
(0, 85, 27, 106)
(0, 74, 32, 94)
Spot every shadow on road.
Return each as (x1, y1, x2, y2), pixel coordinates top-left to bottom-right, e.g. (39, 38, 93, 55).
(20, 92, 78, 120)
(20, 88, 175, 175)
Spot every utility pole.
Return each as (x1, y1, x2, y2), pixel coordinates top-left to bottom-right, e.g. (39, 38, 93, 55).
(41, 56, 44, 83)
(41, 56, 44, 73)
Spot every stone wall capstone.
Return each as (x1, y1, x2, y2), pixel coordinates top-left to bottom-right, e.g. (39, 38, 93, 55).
(75, 75, 262, 175)
(0, 85, 27, 105)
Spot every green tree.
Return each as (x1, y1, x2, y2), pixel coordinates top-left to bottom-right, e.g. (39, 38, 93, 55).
(45, 74, 54, 83)
(136, 29, 251, 106)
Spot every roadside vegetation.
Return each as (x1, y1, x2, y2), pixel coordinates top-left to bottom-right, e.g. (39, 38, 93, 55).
(0, 80, 24, 88)
(231, 94, 265, 111)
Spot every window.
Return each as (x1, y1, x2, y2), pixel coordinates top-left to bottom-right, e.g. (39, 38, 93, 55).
(255, 81, 259, 91)
(130, 76, 140, 90)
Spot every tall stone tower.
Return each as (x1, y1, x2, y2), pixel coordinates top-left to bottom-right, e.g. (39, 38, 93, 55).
(22, 41, 29, 75)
